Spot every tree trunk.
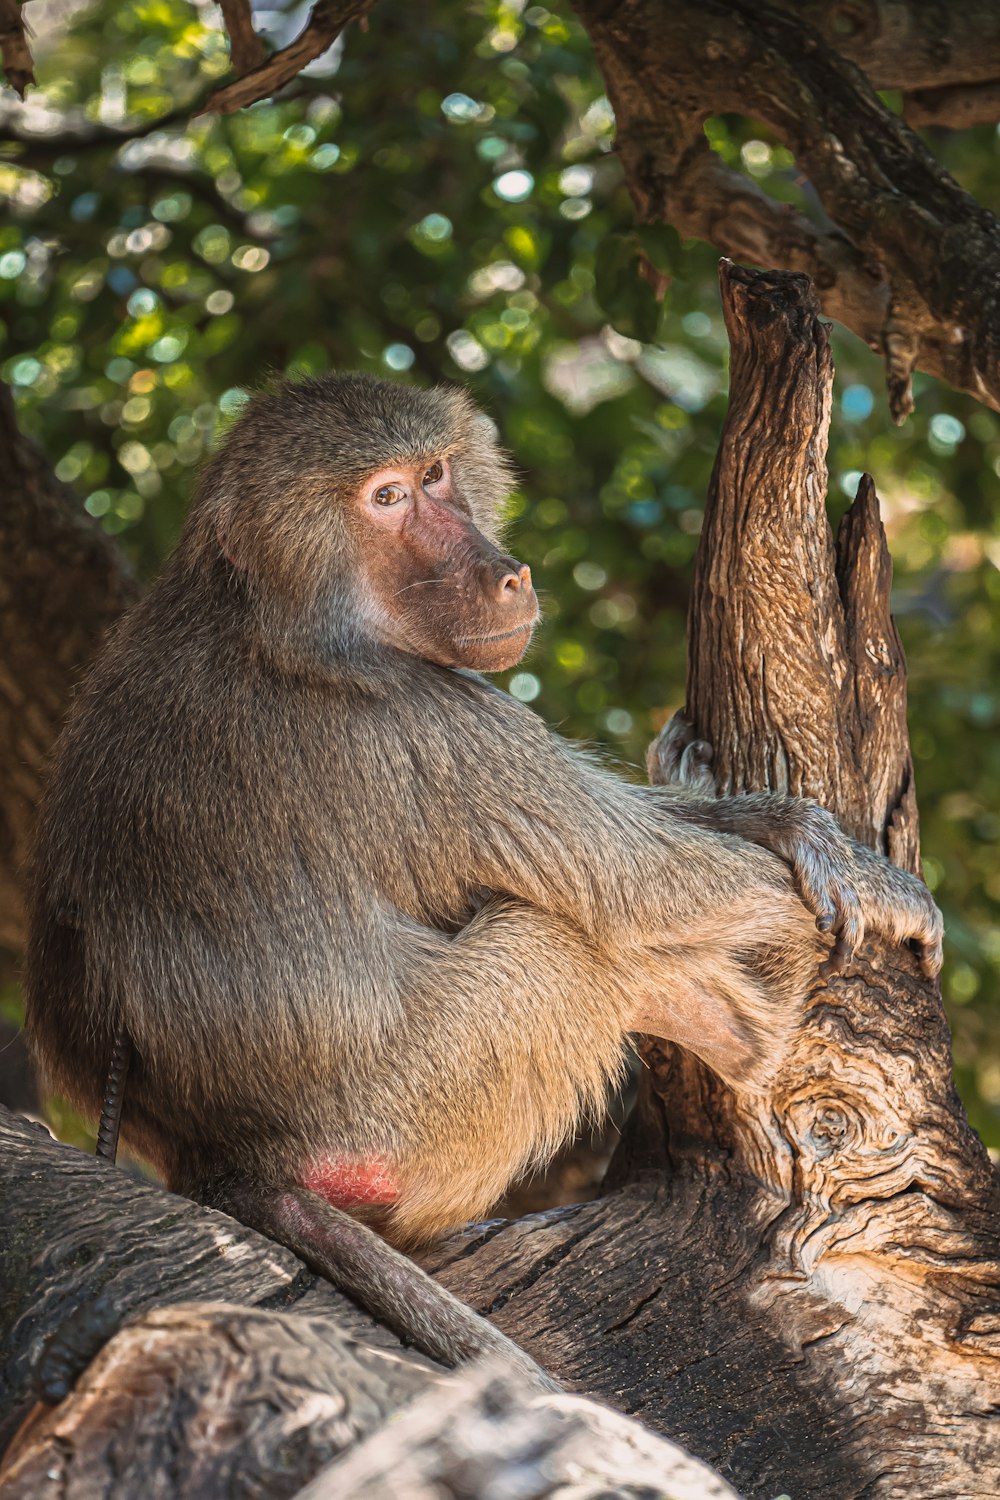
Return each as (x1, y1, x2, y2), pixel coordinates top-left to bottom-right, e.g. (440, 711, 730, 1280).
(3, 267, 999, 1497)
(0, 386, 137, 970)
(432, 264, 1000, 1499)
(0, 386, 137, 1116)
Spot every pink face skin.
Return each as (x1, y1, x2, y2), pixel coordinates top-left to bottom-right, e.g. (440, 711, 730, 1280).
(354, 456, 539, 673)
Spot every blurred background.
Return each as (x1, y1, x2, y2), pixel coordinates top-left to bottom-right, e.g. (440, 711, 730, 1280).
(3, 0, 1000, 1149)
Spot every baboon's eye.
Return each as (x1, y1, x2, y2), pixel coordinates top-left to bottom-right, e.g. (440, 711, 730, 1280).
(422, 461, 444, 485)
(372, 483, 406, 506)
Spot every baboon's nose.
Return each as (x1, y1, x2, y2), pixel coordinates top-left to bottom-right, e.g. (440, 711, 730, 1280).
(496, 563, 532, 601)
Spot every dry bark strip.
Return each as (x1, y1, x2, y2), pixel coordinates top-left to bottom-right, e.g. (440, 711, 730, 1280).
(433, 265, 1000, 1500)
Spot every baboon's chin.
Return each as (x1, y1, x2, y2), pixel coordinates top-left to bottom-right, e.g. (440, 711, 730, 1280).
(453, 624, 535, 674)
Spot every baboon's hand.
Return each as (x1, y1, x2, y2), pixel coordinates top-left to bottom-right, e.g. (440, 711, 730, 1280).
(842, 836, 944, 980)
(756, 799, 943, 981)
(647, 713, 943, 979)
(647, 711, 718, 794)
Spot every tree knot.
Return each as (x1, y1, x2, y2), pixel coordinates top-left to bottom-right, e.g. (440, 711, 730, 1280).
(787, 1096, 858, 1160)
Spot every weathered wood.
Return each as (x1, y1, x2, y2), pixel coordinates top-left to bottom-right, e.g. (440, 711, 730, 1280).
(301, 1361, 741, 1500)
(687, 270, 920, 866)
(0, 1304, 439, 1499)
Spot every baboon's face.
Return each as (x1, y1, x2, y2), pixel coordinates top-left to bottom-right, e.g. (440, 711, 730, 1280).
(352, 452, 538, 672)
(191, 374, 539, 671)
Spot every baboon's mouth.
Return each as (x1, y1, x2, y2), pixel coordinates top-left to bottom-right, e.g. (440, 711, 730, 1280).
(457, 622, 535, 647)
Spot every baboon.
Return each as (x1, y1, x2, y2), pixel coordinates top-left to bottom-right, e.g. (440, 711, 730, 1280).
(25, 373, 942, 1373)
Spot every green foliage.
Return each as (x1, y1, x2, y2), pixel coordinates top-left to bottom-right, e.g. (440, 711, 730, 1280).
(4, 0, 1000, 1142)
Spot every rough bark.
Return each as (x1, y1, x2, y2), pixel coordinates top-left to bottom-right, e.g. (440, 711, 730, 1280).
(0, 1304, 437, 1500)
(0, 387, 136, 972)
(686, 273, 919, 865)
(571, 0, 1000, 420)
(298, 1361, 739, 1500)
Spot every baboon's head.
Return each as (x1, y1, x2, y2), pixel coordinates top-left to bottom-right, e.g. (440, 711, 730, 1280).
(185, 374, 539, 672)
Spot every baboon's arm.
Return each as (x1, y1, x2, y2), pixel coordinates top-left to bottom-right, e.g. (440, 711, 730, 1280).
(437, 688, 941, 978)
(646, 713, 943, 976)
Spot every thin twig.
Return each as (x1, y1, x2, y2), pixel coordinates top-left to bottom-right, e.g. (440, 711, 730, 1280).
(0, 0, 375, 162)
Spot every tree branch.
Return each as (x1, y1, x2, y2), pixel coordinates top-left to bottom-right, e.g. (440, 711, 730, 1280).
(668, 142, 887, 352)
(903, 79, 1000, 130)
(783, 0, 1000, 91)
(574, 0, 1000, 419)
(0, 0, 374, 149)
(199, 0, 376, 117)
(218, 0, 266, 77)
(665, 141, 1000, 407)
(0, 0, 32, 98)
